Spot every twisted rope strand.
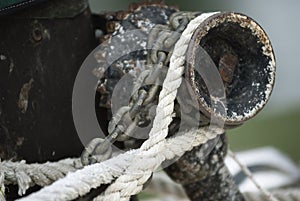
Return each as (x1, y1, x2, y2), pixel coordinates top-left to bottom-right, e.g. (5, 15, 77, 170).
(1, 11, 292, 201)
(16, 127, 222, 201)
(14, 12, 224, 201)
(228, 150, 279, 201)
(0, 158, 81, 196)
(94, 12, 221, 201)
(0, 170, 5, 201)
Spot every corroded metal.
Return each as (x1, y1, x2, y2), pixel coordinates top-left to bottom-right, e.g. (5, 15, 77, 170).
(95, 11, 276, 129)
(82, 3, 182, 165)
(165, 134, 245, 201)
(186, 12, 276, 126)
(94, 2, 178, 109)
(90, 7, 275, 201)
(0, 1, 276, 200)
(0, 0, 97, 198)
(164, 12, 275, 201)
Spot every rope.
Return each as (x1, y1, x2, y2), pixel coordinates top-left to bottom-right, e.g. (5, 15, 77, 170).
(144, 171, 300, 201)
(94, 12, 220, 201)
(146, 172, 300, 201)
(2, 11, 295, 201)
(1, 150, 299, 201)
(0, 170, 5, 201)
(228, 150, 279, 201)
(0, 158, 82, 196)
(17, 127, 223, 201)
(245, 189, 300, 201)
(16, 13, 224, 201)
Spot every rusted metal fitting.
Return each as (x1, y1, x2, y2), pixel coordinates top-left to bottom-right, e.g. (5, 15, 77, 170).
(96, 8, 276, 127)
(31, 27, 43, 42)
(185, 12, 276, 126)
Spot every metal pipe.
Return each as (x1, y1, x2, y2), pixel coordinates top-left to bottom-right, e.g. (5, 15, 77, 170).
(165, 12, 276, 201)
(90, 6, 277, 201)
(185, 12, 276, 126)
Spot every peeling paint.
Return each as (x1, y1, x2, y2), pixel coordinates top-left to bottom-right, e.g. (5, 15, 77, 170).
(43, 29, 51, 40)
(0, 55, 6, 61)
(186, 12, 276, 125)
(9, 59, 14, 74)
(16, 137, 25, 146)
(18, 78, 34, 114)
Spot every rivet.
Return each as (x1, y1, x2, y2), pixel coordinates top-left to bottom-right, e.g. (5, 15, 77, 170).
(32, 28, 43, 42)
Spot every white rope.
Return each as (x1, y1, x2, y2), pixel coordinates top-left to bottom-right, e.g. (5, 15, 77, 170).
(0, 158, 82, 196)
(93, 129, 222, 201)
(16, 127, 222, 201)
(141, 12, 219, 151)
(94, 12, 220, 201)
(0, 11, 299, 201)
(0, 170, 5, 201)
(16, 13, 224, 201)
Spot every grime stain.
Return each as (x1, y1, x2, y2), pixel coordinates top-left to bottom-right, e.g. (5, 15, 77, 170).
(18, 78, 34, 114)
(219, 53, 238, 84)
(16, 137, 25, 146)
(9, 59, 14, 74)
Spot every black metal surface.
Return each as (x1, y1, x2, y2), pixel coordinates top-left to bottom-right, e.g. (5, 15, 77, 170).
(95, 3, 178, 109)
(0, 0, 97, 163)
(186, 12, 275, 126)
(0, 2, 275, 200)
(165, 134, 245, 201)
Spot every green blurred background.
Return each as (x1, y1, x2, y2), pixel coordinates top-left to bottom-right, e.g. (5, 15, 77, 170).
(89, 0, 300, 162)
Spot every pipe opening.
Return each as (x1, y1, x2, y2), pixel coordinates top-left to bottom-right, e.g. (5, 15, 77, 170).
(186, 13, 276, 125)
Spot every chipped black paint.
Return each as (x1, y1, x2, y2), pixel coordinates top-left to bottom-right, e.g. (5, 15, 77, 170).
(92, 8, 275, 201)
(185, 13, 276, 126)
(96, 4, 177, 108)
(198, 22, 272, 120)
(0, 0, 96, 162)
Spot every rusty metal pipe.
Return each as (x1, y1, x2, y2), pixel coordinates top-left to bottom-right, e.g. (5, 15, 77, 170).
(185, 12, 276, 126)
(165, 134, 246, 201)
(165, 12, 276, 201)
(92, 7, 276, 201)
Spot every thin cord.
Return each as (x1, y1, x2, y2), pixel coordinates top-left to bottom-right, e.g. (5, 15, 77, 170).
(228, 149, 279, 201)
